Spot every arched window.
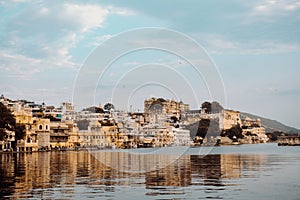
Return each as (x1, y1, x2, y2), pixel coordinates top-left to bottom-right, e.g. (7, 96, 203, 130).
(45, 125, 48, 130)
(39, 125, 43, 130)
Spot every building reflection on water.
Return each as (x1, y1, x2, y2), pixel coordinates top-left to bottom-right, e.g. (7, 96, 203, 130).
(0, 151, 267, 199)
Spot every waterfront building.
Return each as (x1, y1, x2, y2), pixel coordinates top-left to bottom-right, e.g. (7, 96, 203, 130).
(65, 120, 79, 148)
(49, 121, 72, 149)
(77, 120, 105, 147)
(278, 135, 300, 146)
(77, 120, 121, 148)
(172, 127, 191, 146)
(0, 95, 277, 150)
(35, 118, 51, 150)
(16, 118, 51, 152)
(240, 116, 268, 143)
(13, 103, 35, 151)
(101, 123, 119, 147)
(0, 130, 15, 151)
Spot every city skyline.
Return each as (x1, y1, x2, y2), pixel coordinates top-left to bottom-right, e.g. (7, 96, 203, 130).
(0, 0, 299, 128)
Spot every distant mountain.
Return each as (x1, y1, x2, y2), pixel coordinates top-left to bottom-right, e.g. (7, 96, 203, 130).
(240, 112, 299, 134)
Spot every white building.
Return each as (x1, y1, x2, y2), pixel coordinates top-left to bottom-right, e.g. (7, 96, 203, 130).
(172, 127, 191, 146)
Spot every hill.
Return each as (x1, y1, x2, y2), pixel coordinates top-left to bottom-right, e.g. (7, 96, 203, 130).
(240, 112, 299, 134)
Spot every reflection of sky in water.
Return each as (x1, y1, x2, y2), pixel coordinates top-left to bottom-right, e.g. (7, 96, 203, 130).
(0, 143, 299, 199)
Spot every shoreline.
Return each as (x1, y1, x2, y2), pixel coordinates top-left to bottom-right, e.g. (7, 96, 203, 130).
(0, 142, 281, 154)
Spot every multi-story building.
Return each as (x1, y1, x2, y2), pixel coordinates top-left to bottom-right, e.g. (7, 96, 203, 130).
(144, 98, 189, 121)
(220, 109, 241, 130)
(241, 117, 268, 143)
(242, 117, 262, 127)
(35, 118, 51, 150)
(49, 121, 71, 149)
(172, 127, 191, 146)
(78, 121, 105, 148)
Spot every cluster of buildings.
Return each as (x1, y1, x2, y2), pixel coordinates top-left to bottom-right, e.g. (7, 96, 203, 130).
(0, 95, 269, 152)
(184, 108, 268, 144)
(278, 135, 300, 146)
(0, 96, 191, 152)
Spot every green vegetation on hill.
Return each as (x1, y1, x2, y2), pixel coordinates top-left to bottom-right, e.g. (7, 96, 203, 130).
(240, 112, 299, 134)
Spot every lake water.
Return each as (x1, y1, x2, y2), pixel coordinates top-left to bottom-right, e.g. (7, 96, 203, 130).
(0, 143, 299, 199)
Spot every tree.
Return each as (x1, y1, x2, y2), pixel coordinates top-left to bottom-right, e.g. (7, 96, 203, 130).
(15, 124, 26, 141)
(196, 119, 210, 138)
(201, 101, 223, 114)
(201, 102, 211, 113)
(221, 125, 243, 140)
(82, 106, 105, 113)
(211, 101, 224, 113)
(0, 102, 16, 141)
(170, 116, 179, 123)
(104, 103, 115, 111)
(195, 118, 220, 138)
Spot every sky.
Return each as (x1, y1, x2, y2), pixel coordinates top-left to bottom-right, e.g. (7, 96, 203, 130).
(0, 0, 299, 129)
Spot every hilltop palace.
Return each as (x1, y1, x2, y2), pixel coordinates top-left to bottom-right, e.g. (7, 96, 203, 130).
(0, 95, 268, 152)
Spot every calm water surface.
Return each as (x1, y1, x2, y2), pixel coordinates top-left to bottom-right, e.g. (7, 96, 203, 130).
(0, 143, 299, 199)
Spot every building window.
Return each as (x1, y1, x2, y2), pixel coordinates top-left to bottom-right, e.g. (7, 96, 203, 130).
(39, 125, 43, 130)
(45, 125, 48, 130)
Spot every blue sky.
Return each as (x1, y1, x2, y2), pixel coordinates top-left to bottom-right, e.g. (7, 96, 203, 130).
(0, 0, 299, 128)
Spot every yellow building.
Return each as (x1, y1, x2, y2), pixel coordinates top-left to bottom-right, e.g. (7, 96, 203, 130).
(144, 98, 189, 121)
(14, 104, 38, 152)
(17, 118, 51, 152)
(77, 121, 121, 148)
(221, 109, 241, 130)
(35, 118, 51, 150)
(66, 121, 79, 148)
(101, 124, 119, 147)
(77, 121, 105, 148)
(49, 121, 70, 149)
(242, 117, 262, 127)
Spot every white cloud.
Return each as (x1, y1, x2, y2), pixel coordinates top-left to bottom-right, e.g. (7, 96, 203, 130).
(1, 2, 136, 80)
(252, 0, 300, 16)
(0, 47, 79, 80)
(63, 3, 109, 33)
(107, 6, 136, 16)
